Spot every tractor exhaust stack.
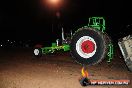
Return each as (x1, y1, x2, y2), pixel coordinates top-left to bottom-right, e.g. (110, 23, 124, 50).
(62, 27, 65, 41)
(71, 30, 73, 39)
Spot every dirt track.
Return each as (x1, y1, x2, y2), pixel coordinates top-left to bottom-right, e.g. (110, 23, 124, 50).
(0, 48, 131, 88)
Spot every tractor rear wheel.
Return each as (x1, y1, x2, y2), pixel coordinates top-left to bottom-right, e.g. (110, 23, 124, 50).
(70, 27, 109, 65)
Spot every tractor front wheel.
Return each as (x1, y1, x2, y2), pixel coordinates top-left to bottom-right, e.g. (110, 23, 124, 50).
(33, 48, 42, 57)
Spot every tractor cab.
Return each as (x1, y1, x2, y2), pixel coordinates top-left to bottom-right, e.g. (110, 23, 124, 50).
(88, 17, 105, 33)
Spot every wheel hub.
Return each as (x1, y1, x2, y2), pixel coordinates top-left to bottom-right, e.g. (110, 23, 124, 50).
(76, 36, 97, 59)
(34, 49, 39, 56)
(81, 40, 95, 54)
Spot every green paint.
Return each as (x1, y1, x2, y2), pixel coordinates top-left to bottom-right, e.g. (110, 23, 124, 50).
(41, 43, 70, 54)
(88, 17, 106, 33)
(107, 43, 114, 62)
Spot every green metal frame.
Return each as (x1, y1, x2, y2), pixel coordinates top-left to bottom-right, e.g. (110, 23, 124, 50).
(41, 43, 70, 54)
(88, 17, 106, 33)
(107, 43, 114, 62)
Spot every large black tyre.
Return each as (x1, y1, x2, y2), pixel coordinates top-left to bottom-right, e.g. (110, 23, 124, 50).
(70, 27, 109, 65)
(33, 48, 42, 57)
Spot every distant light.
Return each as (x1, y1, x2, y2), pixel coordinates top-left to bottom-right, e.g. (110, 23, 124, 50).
(45, 0, 63, 8)
(49, 0, 60, 4)
(10, 42, 13, 44)
(1, 45, 2, 47)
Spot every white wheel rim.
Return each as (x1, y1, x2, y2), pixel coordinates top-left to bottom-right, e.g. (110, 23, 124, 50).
(76, 36, 97, 59)
(34, 49, 39, 56)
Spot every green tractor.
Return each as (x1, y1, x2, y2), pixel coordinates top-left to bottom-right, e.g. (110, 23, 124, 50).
(33, 27, 71, 57)
(33, 17, 114, 65)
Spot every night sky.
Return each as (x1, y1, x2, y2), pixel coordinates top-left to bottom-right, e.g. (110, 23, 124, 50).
(0, 0, 132, 44)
